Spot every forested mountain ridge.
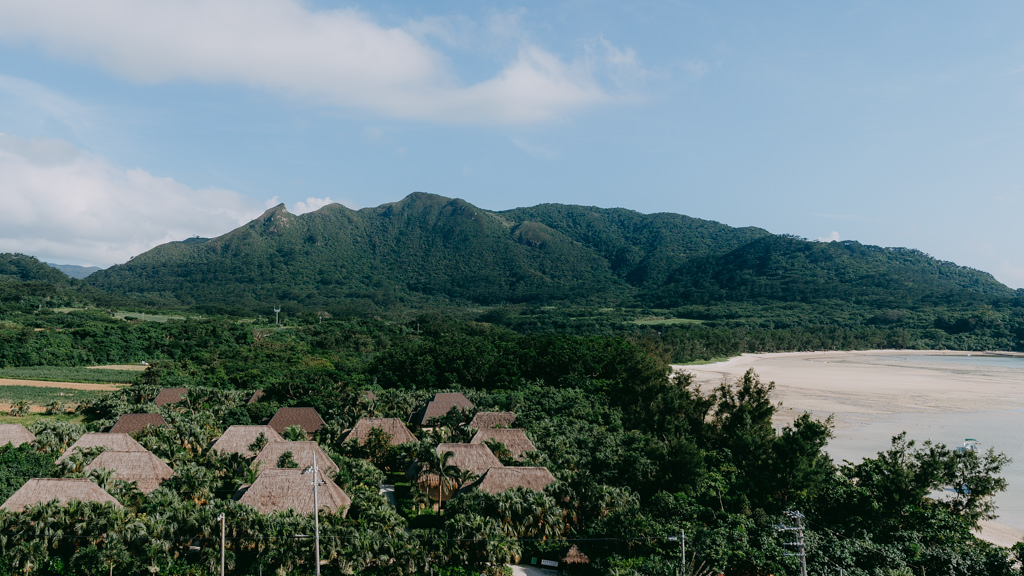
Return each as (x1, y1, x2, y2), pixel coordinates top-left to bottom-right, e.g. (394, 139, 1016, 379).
(84, 192, 1016, 312)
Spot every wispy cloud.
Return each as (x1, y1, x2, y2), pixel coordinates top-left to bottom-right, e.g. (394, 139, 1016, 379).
(511, 138, 557, 160)
(0, 132, 266, 266)
(817, 231, 841, 242)
(0, 74, 94, 134)
(0, 0, 638, 124)
(291, 197, 338, 214)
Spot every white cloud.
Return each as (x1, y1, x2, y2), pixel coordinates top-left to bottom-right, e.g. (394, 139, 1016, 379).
(291, 197, 336, 214)
(0, 0, 629, 124)
(817, 231, 841, 242)
(0, 133, 266, 267)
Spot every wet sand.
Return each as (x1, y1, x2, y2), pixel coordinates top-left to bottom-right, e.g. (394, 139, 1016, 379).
(677, 350, 1024, 547)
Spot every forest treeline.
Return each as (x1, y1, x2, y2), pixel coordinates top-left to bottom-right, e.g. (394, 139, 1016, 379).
(0, 338, 1020, 575)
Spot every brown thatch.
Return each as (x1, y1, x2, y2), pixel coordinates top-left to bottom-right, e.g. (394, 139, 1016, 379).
(463, 466, 556, 495)
(410, 392, 475, 427)
(344, 418, 416, 446)
(562, 545, 591, 565)
(253, 441, 339, 476)
(235, 468, 350, 516)
(1, 478, 123, 511)
(470, 428, 536, 460)
(416, 443, 504, 502)
(153, 387, 188, 406)
(84, 450, 174, 494)
(56, 433, 147, 463)
(468, 411, 516, 429)
(268, 407, 325, 437)
(211, 425, 285, 458)
(109, 413, 168, 435)
(0, 424, 35, 447)
(246, 390, 265, 405)
(435, 443, 503, 476)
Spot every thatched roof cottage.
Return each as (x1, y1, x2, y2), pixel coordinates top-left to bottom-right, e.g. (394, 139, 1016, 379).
(410, 392, 475, 428)
(211, 425, 285, 459)
(109, 413, 168, 435)
(462, 466, 556, 495)
(235, 468, 350, 516)
(267, 407, 326, 437)
(0, 423, 35, 447)
(253, 441, 339, 476)
(1, 478, 122, 511)
(468, 412, 516, 429)
(470, 428, 537, 460)
(83, 450, 174, 494)
(416, 443, 503, 502)
(344, 418, 417, 446)
(153, 387, 188, 406)
(56, 433, 147, 464)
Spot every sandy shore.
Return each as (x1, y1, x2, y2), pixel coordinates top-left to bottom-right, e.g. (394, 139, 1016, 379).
(676, 350, 1024, 547)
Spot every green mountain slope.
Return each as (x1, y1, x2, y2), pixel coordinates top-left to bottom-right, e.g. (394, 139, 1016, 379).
(84, 193, 1015, 311)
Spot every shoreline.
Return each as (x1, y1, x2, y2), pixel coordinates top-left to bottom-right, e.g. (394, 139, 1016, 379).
(675, 349, 1024, 548)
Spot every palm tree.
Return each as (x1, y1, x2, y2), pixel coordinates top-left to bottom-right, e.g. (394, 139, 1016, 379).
(418, 449, 460, 510)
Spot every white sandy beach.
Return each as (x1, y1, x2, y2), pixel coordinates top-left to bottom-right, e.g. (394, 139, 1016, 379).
(676, 350, 1024, 548)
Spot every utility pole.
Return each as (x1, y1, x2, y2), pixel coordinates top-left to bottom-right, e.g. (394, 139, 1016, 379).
(775, 511, 807, 576)
(668, 529, 687, 575)
(302, 453, 325, 576)
(218, 512, 226, 576)
(681, 529, 687, 575)
(273, 307, 281, 325)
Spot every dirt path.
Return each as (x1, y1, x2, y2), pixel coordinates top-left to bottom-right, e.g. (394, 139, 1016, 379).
(0, 378, 123, 391)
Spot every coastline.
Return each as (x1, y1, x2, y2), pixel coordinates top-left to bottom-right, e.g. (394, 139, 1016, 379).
(674, 349, 1024, 548)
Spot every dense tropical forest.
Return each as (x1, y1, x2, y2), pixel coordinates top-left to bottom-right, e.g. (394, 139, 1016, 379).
(1, 192, 1023, 575)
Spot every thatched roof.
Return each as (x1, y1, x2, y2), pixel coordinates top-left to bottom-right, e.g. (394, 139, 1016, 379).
(414, 444, 502, 502)
(211, 425, 285, 458)
(435, 443, 503, 476)
(562, 545, 591, 565)
(470, 428, 537, 460)
(1, 478, 122, 511)
(344, 418, 416, 446)
(0, 424, 35, 447)
(109, 413, 168, 435)
(268, 407, 325, 437)
(235, 468, 350, 516)
(463, 466, 556, 495)
(253, 441, 339, 476)
(415, 443, 502, 489)
(83, 450, 174, 494)
(410, 392, 475, 427)
(246, 390, 264, 405)
(153, 387, 188, 406)
(56, 433, 146, 463)
(468, 411, 516, 429)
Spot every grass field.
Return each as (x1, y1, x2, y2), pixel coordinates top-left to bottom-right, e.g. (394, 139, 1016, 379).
(0, 385, 109, 405)
(0, 366, 139, 384)
(632, 316, 704, 326)
(113, 311, 186, 322)
(0, 413, 85, 426)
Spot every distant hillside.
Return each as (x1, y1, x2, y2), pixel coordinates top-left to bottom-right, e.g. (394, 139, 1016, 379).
(0, 253, 70, 284)
(84, 193, 1015, 312)
(47, 263, 102, 279)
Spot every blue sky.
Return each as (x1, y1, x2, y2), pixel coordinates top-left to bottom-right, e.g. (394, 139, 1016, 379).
(1, 1, 1023, 287)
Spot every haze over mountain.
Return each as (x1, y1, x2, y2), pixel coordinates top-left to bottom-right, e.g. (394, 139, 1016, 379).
(83, 193, 1015, 312)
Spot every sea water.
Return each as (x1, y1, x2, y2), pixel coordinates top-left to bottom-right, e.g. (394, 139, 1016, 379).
(823, 355, 1024, 532)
